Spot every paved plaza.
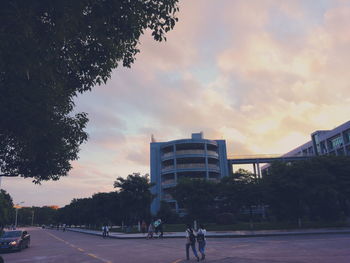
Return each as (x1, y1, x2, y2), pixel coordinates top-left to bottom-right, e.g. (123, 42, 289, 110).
(1, 228, 350, 263)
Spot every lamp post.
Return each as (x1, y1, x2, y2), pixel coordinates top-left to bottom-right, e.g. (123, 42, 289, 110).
(31, 210, 34, 226)
(14, 201, 24, 229)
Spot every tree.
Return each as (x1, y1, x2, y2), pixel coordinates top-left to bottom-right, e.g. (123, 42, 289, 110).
(157, 201, 179, 224)
(0, 190, 14, 225)
(261, 157, 350, 222)
(114, 173, 154, 224)
(33, 206, 58, 225)
(0, 0, 179, 182)
(171, 178, 217, 221)
(218, 169, 262, 218)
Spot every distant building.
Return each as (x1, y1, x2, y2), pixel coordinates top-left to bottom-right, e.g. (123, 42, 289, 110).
(262, 120, 350, 174)
(150, 132, 229, 215)
(283, 120, 350, 157)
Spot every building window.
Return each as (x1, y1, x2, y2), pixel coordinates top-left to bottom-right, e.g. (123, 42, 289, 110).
(329, 136, 343, 150)
(344, 129, 350, 144)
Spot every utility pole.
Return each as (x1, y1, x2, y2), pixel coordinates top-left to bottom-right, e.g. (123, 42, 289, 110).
(31, 210, 35, 226)
(14, 201, 24, 229)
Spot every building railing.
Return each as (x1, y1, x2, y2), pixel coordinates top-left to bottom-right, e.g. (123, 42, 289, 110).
(176, 150, 205, 155)
(161, 179, 176, 185)
(176, 163, 206, 169)
(161, 165, 175, 172)
(162, 163, 219, 171)
(207, 150, 219, 157)
(163, 150, 219, 158)
(162, 152, 174, 158)
(208, 164, 220, 169)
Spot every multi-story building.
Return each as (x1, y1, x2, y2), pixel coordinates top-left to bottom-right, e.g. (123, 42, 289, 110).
(262, 120, 350, 175)
(283, 120, 350, 158)
(150, 132, 229, 215)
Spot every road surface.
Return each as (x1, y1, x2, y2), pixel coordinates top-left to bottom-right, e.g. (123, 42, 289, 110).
(1, 227, 350, 263)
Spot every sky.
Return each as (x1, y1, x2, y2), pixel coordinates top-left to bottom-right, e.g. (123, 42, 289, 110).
(2, 0, 350, 207)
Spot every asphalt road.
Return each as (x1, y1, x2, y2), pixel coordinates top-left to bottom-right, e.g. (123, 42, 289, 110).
(1, 228, 350, 263)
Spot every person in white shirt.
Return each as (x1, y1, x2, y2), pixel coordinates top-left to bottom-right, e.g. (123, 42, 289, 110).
(197, 224, 206, 260)
(185, 224, 199, 261)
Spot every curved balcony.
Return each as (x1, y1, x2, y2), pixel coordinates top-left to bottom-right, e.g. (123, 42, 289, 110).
(162, 152, 175, 158)
(207, 150, 219, 157)
(176, 163, 206, 169)
(162, 150, 219, 160)
(161, 165, 175, 172)
(162, 163, 220, 172)
(176, 149, 206, 155)
(161, 179, 176, 186)
(208, 164, 219, 169)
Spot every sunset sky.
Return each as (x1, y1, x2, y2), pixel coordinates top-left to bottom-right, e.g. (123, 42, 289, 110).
(3, 0, 350, 207)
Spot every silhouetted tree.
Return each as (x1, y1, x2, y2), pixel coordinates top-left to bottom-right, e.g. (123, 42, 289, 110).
(114, 173, 154, 224)
(0, 0, 179, 182)
(171, 178, 217, 221)
(0, 190, 14, 225)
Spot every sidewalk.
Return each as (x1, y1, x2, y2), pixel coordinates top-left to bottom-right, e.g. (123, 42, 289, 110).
(67, 227, 350, 239)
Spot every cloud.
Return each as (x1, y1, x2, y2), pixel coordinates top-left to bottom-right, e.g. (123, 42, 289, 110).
(4, 0, 350, 207)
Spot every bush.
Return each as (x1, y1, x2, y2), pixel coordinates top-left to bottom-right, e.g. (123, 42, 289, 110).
(216, 213, 235, 225)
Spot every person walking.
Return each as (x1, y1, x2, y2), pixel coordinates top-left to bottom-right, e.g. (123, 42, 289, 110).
(186, 224, 199, 261)
(197, 224, 207, 260)
(154, 219, 160, 236)
(157, 219, 163, 238)
(141, 220, 147, 235)
(146, 221, 154, 239)
(102, 225, 109, 238)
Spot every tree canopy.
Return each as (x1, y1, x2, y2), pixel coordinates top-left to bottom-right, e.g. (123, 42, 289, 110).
(171, 177, 217, 221)
(0, 0, 179, 182)
(57, 173, 154, 226)
(0, 190, 14, 226)
(114, 173, 154, 224)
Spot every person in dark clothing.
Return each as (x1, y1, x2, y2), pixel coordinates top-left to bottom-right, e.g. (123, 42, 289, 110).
(158, 219, 164, 238)
(185, 224, 199, 261)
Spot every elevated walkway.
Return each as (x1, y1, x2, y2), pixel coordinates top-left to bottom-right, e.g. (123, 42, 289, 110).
(227, 154, 315, 178)
(227, 154, 314, 164)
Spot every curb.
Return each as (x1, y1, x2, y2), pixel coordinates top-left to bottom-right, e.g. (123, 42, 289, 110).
(67, 228, 350, 240)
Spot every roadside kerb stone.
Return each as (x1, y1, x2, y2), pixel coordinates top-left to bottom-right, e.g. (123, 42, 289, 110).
(67, 227, 350, 239)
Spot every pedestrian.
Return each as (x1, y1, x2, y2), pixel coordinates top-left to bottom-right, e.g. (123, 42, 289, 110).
(157, 219, 163, 238)
(102, 225, 108, 238)
(154, 219, 160, 236)
(186, 224, 200, 261)
(62, 224, 66, 232)
(146, 221, 154, 239)
(197, 224, 207, 260)
(141, 220, 147, 235)
(0, 255, 3, 263)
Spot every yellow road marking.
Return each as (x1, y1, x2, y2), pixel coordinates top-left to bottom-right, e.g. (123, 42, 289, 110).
(88, 253, 98, 259)
(46, 231, 109, 262)
(171, 259, 182, 263)
(47, 232, 66, 243)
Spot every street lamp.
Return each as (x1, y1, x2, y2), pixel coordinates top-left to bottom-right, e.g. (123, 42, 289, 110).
(14, 201, 24, 229)
(31, 210, 35, 226)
